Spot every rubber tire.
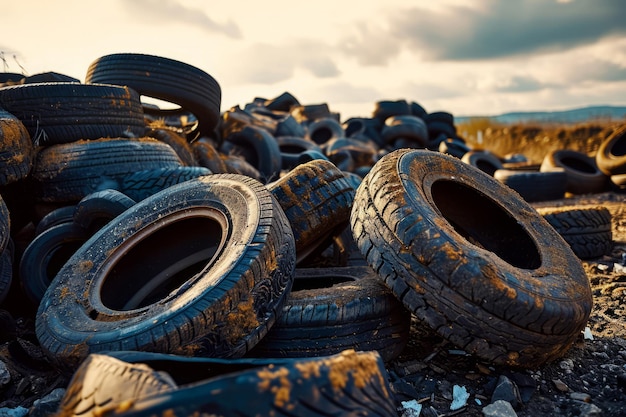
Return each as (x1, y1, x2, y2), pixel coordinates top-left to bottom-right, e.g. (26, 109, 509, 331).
(119, 166, 212, 202)
(192, 138, 230, 174)
(494, 168, 567, 202)
(86, 53, 221, 140)
(31, 137, 183, 204)
(36, 174, 295, 370)
(381, 115, 429, 148)
(0, 82, 146, 145)
(249, 265, 411, 361)
(0, 246, 12, 306)
(350, 149, 592, 368)
(73, 189, 136, 234)
(0, 109, 34, 186)
(305, 117, 344, 146)
(146, 127, 198, 166)
(535, 206, 613, 260)
(461, 150, 503, 177)
(277, 136, 323, 170)
(34, 205, 76, 236)
(223, 125, 282, 183)
(56, 349, 397, 417)
(540, 149, 608, 195)
(19, 222, 90, 305)
(269, 159, 356, 264)
(595, 124, 626, 176)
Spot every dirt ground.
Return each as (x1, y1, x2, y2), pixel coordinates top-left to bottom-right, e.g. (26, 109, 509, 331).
(1, 122, 626, 416)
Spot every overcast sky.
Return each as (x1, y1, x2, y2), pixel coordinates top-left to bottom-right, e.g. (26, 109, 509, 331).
(1, 0, 625, 120)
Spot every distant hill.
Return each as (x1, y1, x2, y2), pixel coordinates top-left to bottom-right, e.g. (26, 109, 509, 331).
(456, 105, 626, 125)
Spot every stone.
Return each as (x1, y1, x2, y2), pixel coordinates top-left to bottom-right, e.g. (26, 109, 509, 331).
(482, 400, 518, 417)
(491, 375, 522, 409)
(450, 384, 470, 410)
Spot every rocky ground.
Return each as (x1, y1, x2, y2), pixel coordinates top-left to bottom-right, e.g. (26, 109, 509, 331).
(1, 122, 625, 416)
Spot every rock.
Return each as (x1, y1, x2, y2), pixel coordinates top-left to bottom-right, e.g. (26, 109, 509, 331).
(29, 388, 65, 417)
(579, 403, 603, 417)
(552, 378, 569, 392)
(570, 392, 592, 403)
(482, 400, 518, 417)
(0, 407, 28, 417)
(399, 399, 422, 417)
(491, 375, 522, 409)
(559, 358, 575, 373)
(450, 384, 470, 411)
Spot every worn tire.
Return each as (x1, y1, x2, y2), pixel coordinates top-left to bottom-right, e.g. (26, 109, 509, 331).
(56, 349, 397, 417)
(36, 174, 295, 370)
(249, 266, 411, 361)
(0, 82, 146, 145)
(494, 168, 567, 202)
(0, 109, 34, 186)
(119, 166, 212, 202)
(535, 206, 613, 260)
(269, 159, 356, 264)
(86, 53, 221, 140)
(31, 137, 183, 204)
(595, 124, 626, 176)
(73, 189, 136, 233)
(541, 149, 608, 195)
(350, 149, 592, 368)
(461, 150, 503, 177)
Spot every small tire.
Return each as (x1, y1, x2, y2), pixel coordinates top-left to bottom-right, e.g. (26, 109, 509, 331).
(595, 124, 626, 176)
(494, 168, 567, 202)
(541, 149, 608, 195)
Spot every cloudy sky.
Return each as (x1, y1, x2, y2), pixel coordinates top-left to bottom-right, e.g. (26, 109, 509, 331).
(1, 0, 625, 120)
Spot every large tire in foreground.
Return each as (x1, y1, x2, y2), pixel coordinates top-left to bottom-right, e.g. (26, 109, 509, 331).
(350, 149, 592, 368)
(36, 174, 296, 370)
(55, 349, 397, 417)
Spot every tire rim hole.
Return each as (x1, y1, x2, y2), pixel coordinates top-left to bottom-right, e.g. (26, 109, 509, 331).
(292, 275, 354, 291)
(100, 216, 224, 311)
(431, 179, 541, 269)
(561, 157, 596, 174)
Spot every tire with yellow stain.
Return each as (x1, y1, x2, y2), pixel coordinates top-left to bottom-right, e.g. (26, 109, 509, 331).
(35, 174, 296, 371)
(55, 349, 398, 417)
(350, 149, 592, 368)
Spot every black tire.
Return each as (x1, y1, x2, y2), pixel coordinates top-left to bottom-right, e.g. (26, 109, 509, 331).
(223, 125, 282, 183)
(119, 166, 212, 202)
(36, 174, 295, 370)
(249, 265, 411, 361)
(381, 115, 429, 147)
(536, 206, 613, 260)
(19, 222, 90, 305)
(34, 205, 76, 236)
(191, 138, 229, 173)
(56, 349, 397, 417)
(73, 189, 136, 233)
(541, 149, 608, 194)
(494, 168, 568, 202)
(595, 124, 626, 176)
(31, 137, 183, 204)
(277, 135, 323, 170)
(146, 127, 198, 166)
(0, 109, 34, 186)
(350, 149, 592, 368)
(305, 117, 344, 146)
(86, 53, 221, 140)
(371, 99, 411, 123)
(0, 82, 146, 145)
(269, 159, 356, 264)
(438, 137, 469, 158)
(461, 150, 503, 176)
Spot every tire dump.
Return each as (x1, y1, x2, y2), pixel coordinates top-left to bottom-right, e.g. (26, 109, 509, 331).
(0, 53, 625, 417)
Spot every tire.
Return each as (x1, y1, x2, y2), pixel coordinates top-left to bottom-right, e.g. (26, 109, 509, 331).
(350, 149, 592, 368)
(0, 246, 12, 306)
(595, 124, 626, 176)
(372, 99, 411, 123)
(277, 136, 323, 170)
(305, 117, 344, 145)
(34, 205, 76, 236)
(146, 127, 198, 166)
(0, 109, 34, 186)
(19, 222, 90, 305)
(56, 349, 397, 417)
(381, 115, 429, 147)
(223, 125, 282, 183)
(73, 189, 136, 233)
(461, 150, 503, 177)
(191, 138, 229, 174)
(268, 159, 356, 264)
(249, 265, 411, 361)
(36, 174, 296, 370)
(119, 166, 212, 202)
(0, 82, 146, 145)
(438, 137, 469, 158)
(541, 149, 608, 194)
(31, 137, 183, 204)
(86, 53, 221, 140)
(494, 168, 567, 202)
(535, 206, 613, 260)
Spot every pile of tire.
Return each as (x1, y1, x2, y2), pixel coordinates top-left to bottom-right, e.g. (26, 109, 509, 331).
(0, 52, 611, 415)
